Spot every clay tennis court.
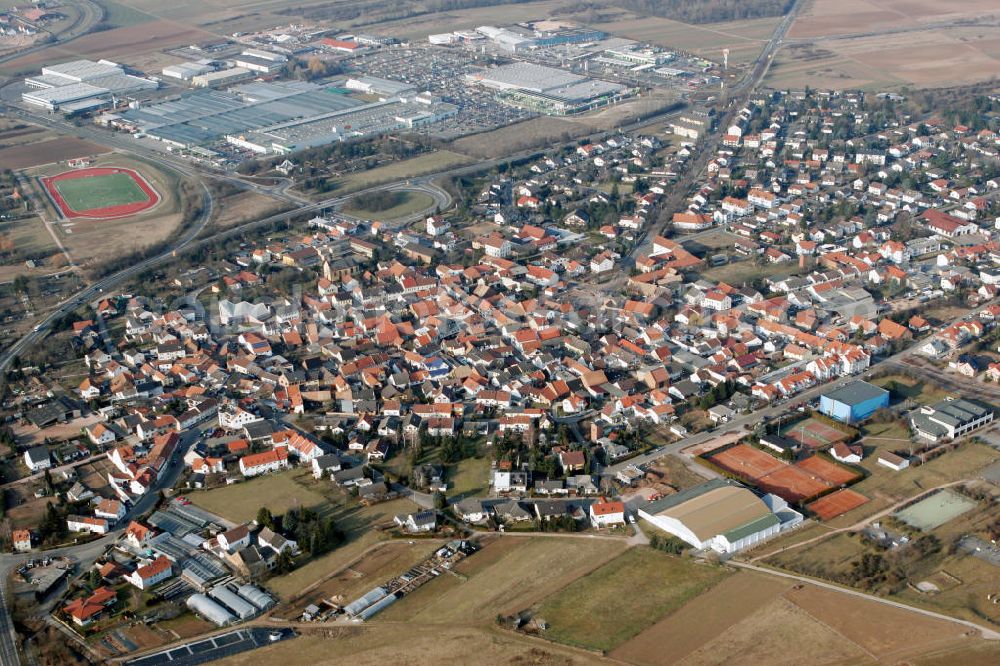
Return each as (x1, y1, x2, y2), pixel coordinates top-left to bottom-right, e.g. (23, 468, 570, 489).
(807, 489, 869, 520)
(707, 445, 849, 503)
(708, 444, 785, 479)
(795, 455, 861, 486)
(753, 466, 831, 502)
(782, 417, 850, 449)
(42, 166, 159, 219)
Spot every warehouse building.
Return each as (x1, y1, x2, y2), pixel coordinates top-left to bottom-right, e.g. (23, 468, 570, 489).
(638, 479, 801, 554)
(345, 75, 416, 99)
(466, 61, 628, 115)
(233, 50, 286, 74)
(22, 59, 157, 113)
(162, 61, 215, 81)
(819, 381, 889, 424)
(191, 67, 253, 88)
(106, 79, 455, 154)
(910, 397, 994, 442)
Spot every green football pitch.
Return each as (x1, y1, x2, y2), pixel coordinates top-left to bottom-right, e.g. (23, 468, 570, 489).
(53, 173, 149, 212)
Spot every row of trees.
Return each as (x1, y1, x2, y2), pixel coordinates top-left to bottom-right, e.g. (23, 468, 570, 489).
(617, 0, 793, 24)
(279, 0, 533, 23)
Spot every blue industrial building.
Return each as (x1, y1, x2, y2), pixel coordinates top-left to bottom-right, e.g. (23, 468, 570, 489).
(819, 381, 889, 423)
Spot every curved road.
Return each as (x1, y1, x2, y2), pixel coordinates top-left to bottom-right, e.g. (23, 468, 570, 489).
(0, 0, 103, 67)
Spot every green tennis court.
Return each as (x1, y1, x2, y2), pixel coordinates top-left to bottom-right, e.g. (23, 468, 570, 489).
(53, 172, 149, 212)
(895, 489, 976, 531)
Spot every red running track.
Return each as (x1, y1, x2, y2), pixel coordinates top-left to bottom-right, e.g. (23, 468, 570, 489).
(41, 166, 160, 220)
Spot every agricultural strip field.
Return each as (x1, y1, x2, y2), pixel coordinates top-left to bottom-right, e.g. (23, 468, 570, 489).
(780, 584, 985, 661)
(788, 0, 1000, 40)
(769, 0, 1000, 94)
(611, 571, 793, 665)
(292, 540, 441, 612)
(215, 623, 617, 666)
(0, 20, 217, 75)
(589, 14, 780, 66)
(266, 497, 421, 601)
(535, 547, 730, 651)
(0, 138, 110, 170)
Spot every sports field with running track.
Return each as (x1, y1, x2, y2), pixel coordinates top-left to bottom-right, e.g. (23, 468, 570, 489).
(42, 166, 159, 219)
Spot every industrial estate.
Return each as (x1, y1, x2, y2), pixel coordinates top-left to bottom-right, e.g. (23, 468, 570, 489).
(0, 1, 999, 665)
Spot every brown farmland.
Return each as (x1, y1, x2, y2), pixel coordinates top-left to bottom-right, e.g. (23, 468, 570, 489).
(1, 20, 217, 73)
(0, 137, 110, 170)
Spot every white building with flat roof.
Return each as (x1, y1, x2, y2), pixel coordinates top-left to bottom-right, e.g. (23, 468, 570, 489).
(639, 479, 801, 554)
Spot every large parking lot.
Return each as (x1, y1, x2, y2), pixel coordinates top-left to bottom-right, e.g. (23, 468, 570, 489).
(348, 47, 534, 139)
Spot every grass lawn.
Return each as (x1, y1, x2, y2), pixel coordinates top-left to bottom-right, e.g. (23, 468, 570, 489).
(188, 470, 329, 524)
(861, 419, 911, 442)
(852, 441, 998, 502)
(342, 190, 435, 221)
(701, 260, 803, 286)
(2, 216, 57, 257)
(536, 547, 730, 651)
(329, 151, 471, 194)
(447, 454, 490, 497)
(54, 173, 149, 212)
